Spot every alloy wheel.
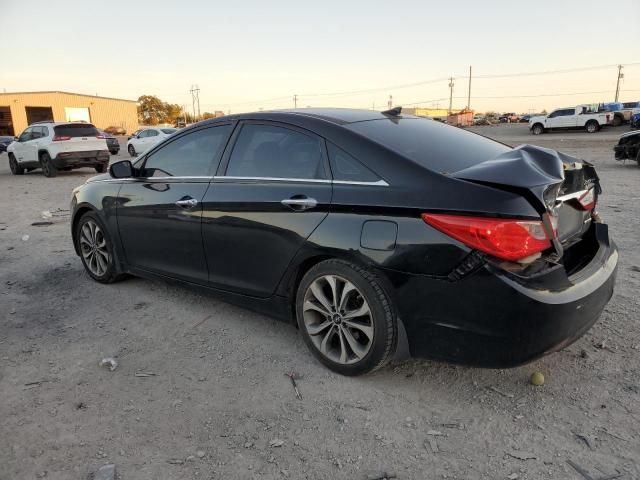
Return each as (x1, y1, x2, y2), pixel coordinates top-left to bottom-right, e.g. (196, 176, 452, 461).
(302, 275, 374, 364)
(79, 220, 110, 277)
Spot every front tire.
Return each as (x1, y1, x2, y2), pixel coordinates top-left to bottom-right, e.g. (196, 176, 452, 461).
(586, 121, 599, 133)
(8, 154, 24, 175)
(95, 163, 107, 173)
(75, 212, 124, 284)
(531, 123, 544, 135)
(40, 152, 58, 177)
(128, 144, 136, 157)
(295, 259, 397, 376)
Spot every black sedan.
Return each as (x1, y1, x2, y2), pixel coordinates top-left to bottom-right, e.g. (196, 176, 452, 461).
(0, 135, 14, 153)
(98, 130, 120, 155)
(70, 108, 618, 376)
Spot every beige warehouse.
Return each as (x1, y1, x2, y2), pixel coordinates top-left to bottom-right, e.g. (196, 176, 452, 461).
(0, 91, 138, 136)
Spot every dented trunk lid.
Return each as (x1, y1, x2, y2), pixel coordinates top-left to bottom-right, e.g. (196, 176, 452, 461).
(451, 144, 600, 253)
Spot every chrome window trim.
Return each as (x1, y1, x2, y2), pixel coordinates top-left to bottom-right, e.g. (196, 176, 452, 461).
(92, 176, 389, 186)
(213, 176, 389, 186)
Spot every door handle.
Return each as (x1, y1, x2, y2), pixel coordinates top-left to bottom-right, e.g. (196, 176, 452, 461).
(281, 196, 318, 211)
(175, 198, 198, 208)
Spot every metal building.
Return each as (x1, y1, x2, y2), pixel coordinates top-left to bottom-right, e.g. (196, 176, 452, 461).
(0, 91, 139, 136)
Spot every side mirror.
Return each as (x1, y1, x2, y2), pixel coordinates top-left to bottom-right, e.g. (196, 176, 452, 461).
(14, 136, 18, 141)
(109, 160, 134, 179)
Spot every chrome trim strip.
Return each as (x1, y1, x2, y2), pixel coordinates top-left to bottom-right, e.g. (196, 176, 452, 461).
(332, 179, 389, 187)
(556, 189, 588, 202)
(213, 176, 389, 186)
(214, 176, 331, 184)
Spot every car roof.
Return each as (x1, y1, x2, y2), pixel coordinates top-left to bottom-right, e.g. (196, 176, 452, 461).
(29, 121, 95, 127)
(263, 108, 419, 125)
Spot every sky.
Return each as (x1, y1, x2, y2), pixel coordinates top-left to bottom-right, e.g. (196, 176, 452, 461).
(1, 0, 639, 114)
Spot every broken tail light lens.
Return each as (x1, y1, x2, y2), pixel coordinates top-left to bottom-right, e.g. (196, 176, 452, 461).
(421, 213, 552, 262)
(52, 135, 71, 141)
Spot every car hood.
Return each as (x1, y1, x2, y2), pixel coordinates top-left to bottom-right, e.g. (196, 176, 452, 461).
(86, 173, 111, 183)
(528, 115, 546, 122)
(618, 129, 640, 141)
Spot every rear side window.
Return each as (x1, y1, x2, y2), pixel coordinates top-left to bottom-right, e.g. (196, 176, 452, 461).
(142, 125, 232, 177)
(226, 124, 326, 180)
(347, 118, 510, 174)
(54, 124, 99, 137)
(327, 142, 380, 182)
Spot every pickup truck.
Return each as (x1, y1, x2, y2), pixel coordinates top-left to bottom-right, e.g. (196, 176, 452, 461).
(613, 101, 640, 126)
(529, 106, 613, 135)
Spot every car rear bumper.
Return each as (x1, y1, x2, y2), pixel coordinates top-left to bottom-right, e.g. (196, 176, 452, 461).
(383, 223, 618, 368)
(53, 150, 110, 168)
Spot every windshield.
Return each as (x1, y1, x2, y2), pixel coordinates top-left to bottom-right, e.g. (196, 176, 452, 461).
(347, 118, 510, 174)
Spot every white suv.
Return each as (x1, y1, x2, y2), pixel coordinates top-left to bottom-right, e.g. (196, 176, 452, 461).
(127, 127, 177, 157)
(7, 122, 110, 177)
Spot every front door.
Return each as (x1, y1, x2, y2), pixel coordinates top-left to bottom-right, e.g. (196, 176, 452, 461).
(117, 124, 233, 283)
(13, 127, 39, 165)
(202, 121, 332, 298)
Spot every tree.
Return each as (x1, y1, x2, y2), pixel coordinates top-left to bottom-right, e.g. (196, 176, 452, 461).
(137, 95, 167, 125)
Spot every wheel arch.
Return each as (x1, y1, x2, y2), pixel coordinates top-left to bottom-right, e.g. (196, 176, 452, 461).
(37, 148, 50, 160)
(71, 204, 98, 255)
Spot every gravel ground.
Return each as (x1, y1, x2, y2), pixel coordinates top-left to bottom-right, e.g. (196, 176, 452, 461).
(1, 124, 638, 480)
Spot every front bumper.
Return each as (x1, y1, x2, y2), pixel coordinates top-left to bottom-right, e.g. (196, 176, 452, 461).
(384, 223, 618, 368)
(53, 150, 110, 168)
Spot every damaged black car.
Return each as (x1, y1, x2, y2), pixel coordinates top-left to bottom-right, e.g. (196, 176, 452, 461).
(614, 130, 640, 165)
(70, 108, 618, 376)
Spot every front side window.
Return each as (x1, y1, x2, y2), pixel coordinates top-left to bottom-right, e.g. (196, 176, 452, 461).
(142, 125, 232, 177)
(226, 124, 326, 180)
(147, 129, 159, 137)
(327, 142, 381, 183)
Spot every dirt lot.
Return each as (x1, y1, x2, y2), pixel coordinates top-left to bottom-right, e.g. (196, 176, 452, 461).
(1, 124, 639, 480)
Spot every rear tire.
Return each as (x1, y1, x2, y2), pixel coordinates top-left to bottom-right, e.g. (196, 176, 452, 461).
(531, 123, 544, 135)
(636, 149, 640, 167)
(295, 259, 397, 376)
(40, 152, 57, 177)
(75, 212, 125, 284)
(128, 144, 136, 157)
(586, 121, 599, 133)
(8, 154, 24, 175)
(95, 163, 107, 173)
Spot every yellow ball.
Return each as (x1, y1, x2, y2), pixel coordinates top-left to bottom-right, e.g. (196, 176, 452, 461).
(530, 372, 545, 386)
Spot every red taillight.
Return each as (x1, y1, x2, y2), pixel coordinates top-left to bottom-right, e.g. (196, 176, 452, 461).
(96, 134, 105, 139)
(52, 135, 71, 141)
(421, 213, 552, 261)
(576, 188, 596, 210)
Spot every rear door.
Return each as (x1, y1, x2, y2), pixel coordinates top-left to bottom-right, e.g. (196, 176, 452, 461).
(202, 121, 332, 297)
(117, 124, 233, 283)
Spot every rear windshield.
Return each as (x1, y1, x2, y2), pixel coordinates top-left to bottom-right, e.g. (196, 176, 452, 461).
(347, 118, 511, 174)
(161, 128, 177, 134)
(54, 124, 99, 137)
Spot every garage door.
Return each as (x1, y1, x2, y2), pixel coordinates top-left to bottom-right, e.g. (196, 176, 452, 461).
(64, 107, 91, 122)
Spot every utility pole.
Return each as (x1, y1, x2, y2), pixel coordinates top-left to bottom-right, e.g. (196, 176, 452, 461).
(293, 94, 298, 108)
(189, 85, 196, 121)
(448, 77, 455, 114)
(614, 65, 624, 102)
(387, 95, 393, 109)
(467, 66, 472, 110)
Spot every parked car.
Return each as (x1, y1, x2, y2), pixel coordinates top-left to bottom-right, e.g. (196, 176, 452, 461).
(612, 101, 640, 126)
(70, 108, 617, 376)
(613, 130, 640, 165)
(99, 130, 120, 155)
(499, 113, 519, 123)
(529, 106, 613, 134)
(630, 110, 640, 130)
(7, 122, 109, 177)
(0, 135, 14, 153)
(104, 126, 127, 135)
(126, 127, 177, 156)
